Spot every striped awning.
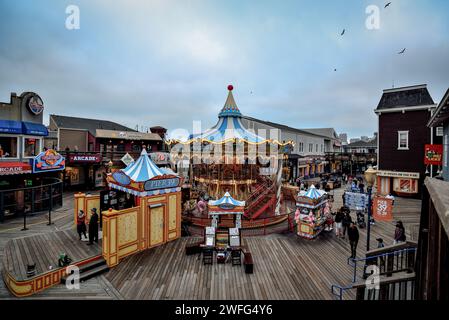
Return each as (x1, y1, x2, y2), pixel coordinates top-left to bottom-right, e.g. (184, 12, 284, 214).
(303, 185, 326, 199)
(208, 192, 246, 207)
(121, 148, 165, 182)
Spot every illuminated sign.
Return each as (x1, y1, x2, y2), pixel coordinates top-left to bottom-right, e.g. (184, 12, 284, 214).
(68, 154, 102, 163)
(144, 177, 180, 191)
(33, 149, 65, 173)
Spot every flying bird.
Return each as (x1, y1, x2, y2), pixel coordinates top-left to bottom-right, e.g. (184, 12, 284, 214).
(334, 68, 337, 72)
(398, 48, 406, 54)
(385, 2, 392, 8)
(341, 29, 345, 36)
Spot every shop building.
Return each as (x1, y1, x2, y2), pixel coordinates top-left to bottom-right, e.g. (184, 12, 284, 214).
(241, 116, 341, 182)
(375, 84, 442, 197)
(0, 92, 64, 221)
(49, 115, 168, 190)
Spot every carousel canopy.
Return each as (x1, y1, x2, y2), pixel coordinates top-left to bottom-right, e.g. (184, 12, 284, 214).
(167, 85, 293, 146)
(303, 185, 326, 199)
(121, 148, 166, 182)
(209, 192, 246, 207)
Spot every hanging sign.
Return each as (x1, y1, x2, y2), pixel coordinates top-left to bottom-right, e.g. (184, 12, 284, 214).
(344, 192, 369, 210)
(121, 153, 134, 166)
(372, 196, 393, 221)
(33, 149, 65, 173)
(424, 144, 443, 166)
(68, 154, 102, 163)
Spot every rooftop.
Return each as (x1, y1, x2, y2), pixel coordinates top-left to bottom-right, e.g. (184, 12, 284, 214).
(50, 114, 136, 136)
(428, 88, 449, 127)
(376, 84, 435, 111)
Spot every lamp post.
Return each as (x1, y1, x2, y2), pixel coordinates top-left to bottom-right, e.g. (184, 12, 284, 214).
(364, 165, 377, 252)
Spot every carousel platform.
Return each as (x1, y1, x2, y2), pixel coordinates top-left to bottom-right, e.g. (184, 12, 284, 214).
(2, 230, 103, 297)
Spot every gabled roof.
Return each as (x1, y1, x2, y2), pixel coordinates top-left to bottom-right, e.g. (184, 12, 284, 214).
(346, 137, 378, 148)
(50, 114, 135, 136)
(376, 84, 435, 111)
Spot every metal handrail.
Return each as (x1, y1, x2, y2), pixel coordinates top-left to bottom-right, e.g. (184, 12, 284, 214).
(0, 178, 62, 193)
(331, 284, 354, 300)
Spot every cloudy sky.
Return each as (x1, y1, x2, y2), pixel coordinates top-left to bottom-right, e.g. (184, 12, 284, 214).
(1, 0, 448, 139)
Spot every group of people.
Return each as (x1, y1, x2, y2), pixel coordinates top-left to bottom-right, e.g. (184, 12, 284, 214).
(76, 208, 99, 245)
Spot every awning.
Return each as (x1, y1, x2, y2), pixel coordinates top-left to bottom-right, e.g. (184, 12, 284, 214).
(0, 162, 32, 175)
(0, 120, 22, 134)
(22, 122, 48, 136)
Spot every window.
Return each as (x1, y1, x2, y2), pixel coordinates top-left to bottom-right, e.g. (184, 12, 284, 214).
(436, 127, 443, 137)
(321, 144, 323, 153)
(398, 131, 409, 150)
(0, 136, 18, 158)
(316, 144, 318, 152)
(309, 143, 313, 152)
(23, 137, 41, 157)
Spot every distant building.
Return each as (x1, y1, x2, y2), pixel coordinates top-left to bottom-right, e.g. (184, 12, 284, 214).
(241, 116, 342, 182)
(375, 84, 441, 197)
(49, 115, 166, 189)
(300, 128, 343, 154)
(339, 133, 348, 145)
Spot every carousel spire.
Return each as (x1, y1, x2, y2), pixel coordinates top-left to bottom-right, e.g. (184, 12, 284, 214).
(218, 84, 242, 118)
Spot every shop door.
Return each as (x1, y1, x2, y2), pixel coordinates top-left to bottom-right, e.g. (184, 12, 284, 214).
(149, 204, 165, 247)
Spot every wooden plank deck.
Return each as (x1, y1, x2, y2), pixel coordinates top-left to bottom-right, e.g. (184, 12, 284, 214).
(3, 230, 102, 281)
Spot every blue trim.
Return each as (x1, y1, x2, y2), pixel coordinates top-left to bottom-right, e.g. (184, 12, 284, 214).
(22, 122, 48, 136)
(0, 120, 22, 134)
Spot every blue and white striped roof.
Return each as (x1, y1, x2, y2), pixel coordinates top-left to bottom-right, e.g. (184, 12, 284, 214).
(208, 192, 246, 207)
(121, 148, 166, 182)
(303, 185, 326, 199)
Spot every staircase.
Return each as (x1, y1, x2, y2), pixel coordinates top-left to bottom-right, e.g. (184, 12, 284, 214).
(61, 257, 109, 285)
(331, 241, 418, 300)
(244, 178, 277, 220)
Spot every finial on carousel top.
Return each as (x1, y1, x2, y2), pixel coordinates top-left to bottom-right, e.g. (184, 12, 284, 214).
(219, 84, 241, 118)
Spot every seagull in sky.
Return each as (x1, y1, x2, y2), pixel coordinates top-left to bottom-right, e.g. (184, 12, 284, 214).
(341, 29, 345, 36)
(398, 48, 406, 54)
(385, 2, 392, 8)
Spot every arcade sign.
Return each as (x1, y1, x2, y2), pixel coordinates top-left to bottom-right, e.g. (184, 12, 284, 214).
(68, 154, 102, 163)
(144, 177, 180, 191)
(33, 149, 65, 173)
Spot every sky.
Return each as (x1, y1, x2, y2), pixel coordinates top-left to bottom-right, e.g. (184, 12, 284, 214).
(1, 0, 449, 140)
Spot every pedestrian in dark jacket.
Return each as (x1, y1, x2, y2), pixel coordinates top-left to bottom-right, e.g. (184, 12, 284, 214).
(342, 211, 352, 239)
(87, 208, 99, 245)
(348, 223, 359, 259)
(394, 221, 406, 245)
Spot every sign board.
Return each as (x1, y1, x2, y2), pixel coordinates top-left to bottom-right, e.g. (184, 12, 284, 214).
(424, 144, 443, 166)
(149, 152, 170, 164)
(33, 149, 65, 173)
(376, 170, 420, 179)
(112, 171, 131, 186)
(0, 162, 32, 175)
(373, 196, 393, 221)
(144, 177, 180, 191)
(121, 153, 134, 166)
(24, 93, 44, 115)
(344, 192, 369, 210)
(68, 154, 102, 163)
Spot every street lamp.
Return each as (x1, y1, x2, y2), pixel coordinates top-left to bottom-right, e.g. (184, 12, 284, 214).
(364, 165, 377, 252)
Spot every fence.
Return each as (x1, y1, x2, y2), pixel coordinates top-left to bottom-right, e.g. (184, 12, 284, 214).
(0, 178, 63, 223)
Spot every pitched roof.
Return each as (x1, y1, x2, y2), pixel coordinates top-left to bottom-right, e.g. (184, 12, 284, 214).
(241, 116, 329, 139)
(300, 128, 339, 140)
(346, 137, 378, 148)
(428, 88, 449, 127)
(50, 114, 136, 136)
(376, 84, 435, 111)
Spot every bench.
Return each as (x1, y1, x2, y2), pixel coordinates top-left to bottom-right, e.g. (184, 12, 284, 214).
(243, 252, 253, 274)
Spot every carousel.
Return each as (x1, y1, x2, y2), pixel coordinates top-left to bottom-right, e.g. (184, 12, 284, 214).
(295, 185, 330, 239)
(167, 85, 294, 224)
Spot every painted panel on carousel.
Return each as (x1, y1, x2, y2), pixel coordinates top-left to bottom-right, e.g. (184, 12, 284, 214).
(32, 149, 65, 173)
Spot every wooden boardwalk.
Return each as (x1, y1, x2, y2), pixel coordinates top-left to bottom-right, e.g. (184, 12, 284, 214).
(0, 190, 421, 300)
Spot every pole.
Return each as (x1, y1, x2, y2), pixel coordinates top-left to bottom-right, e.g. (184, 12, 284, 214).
(366, 186, 372, 252)
(21, 210, 28, 231)
(47, 184, 53, 226)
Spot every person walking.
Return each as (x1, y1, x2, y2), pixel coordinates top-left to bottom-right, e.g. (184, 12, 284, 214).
(334, 210, 344, 238)
(394, 221, 406, 245)
(342, 210, 352, 239)
(87, 208, 99, 245)
(76, 210, 87, 240)
(348, 223, 360, 259)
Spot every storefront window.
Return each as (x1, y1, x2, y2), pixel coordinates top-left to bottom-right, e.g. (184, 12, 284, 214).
(0, 136, 18, 158)
(23, 138, 41, 157)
